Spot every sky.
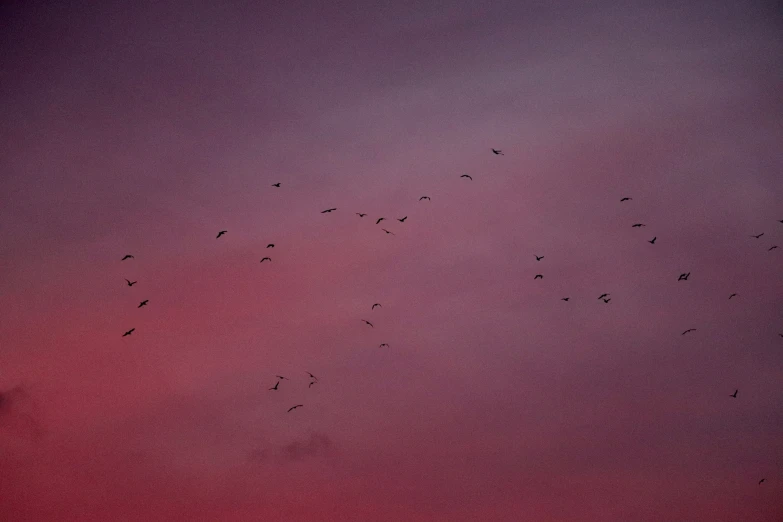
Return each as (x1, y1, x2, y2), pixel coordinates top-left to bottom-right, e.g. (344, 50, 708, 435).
(1, 0, 782, 520)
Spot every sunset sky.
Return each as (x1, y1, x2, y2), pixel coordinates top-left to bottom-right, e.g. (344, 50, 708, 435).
(1, 1, 782, 520)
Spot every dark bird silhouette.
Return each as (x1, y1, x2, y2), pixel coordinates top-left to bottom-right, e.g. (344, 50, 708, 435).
(321, 208, 337, 213)
(306, 372, 318, 381)
(751, 233, 764, 238)
(362, 319, 374, 327)
(272, 183, 281, 187)
(122, 328, 135, 337)
(602, 298, 611, 303)
(356, 213, 367, 217)
(632, 223, 646, 228)
(730, 389, 738, 398)
(460, 174, 473, 180)
(729, 293, 737, 299)
(419, 196, 430, 201)
(269, 381, 279, 391)
(267, 244, 274, 248)
(376, 217, 385, 224)
(779, 220, 783, 223)
(260, 257, 271, 263)
(534, 274, 543, 280)
(491, 148, 504, 155)
(758, 478, 765, 485)
(535, 255, 544, 261)
(121, 255, 134, 260)
(287, 404, 303, 412)
(769, 245, 778, 251)
(216, 230, 227, 238)
(648, 237, 657, 244)
(620, 197, 632, 202)
(678, 272, 690, 281)
(138, 300, 148, 308)
(561, 298, 570, 302)
(398, 216, 407, 223)
(372, 303, 381, 310)
(276, 375, 289, 380)
(125, 279, 137, 286)
(381, 228, 395, 235)
(309, 381, 316, 388)
(598, 293, 609, 300)
(379, 343, 389, 348)
(682, 328, 696, 335)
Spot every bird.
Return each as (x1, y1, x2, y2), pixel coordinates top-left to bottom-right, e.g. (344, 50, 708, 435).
(306, 372, 318, 381)
(678, 272, 690, 281)
(362, 319, 374, 327)
(138, 300, 148, 308)
(272, 183, 281, 187)
(321, 208, 337, 213)
(729, 293, 737, 299)
(620, 197, 632, 202)
(460, 174, 473, 180)
(598, 293, 609, 300)
(769, 245, 778, 251)
(122, 328, 135, 337)
(758, 478, 765, 485)
(356, 213, 367, 217)
(779, 220, 783, 223)
(125, 279, 137, 287)
(534, 274, 543, 280)
(648, 237, 657, 244)
(121, 255, 134, 260)
(751, 233, 764, 238)
(419, 196, 430, 201)
(535, 255, 544, 261)
(376, 217, 385, 224)
(269, 381, 279, 391)
(561, 298, 570, 302)
(216, 230, 227, 239)
(266, 244, 274, 248)
(379, 343, 389, 348)
(602, 298, 611, 304)
(632, 223, 646, 228)
(372, 303, 381, 310)
(260, 257, 271, 263)
(681, 328, 697, 335)
(276, 375, 289, 380)
(398, 216, 407, 223)
(381, 228, 395, 235)
(730, 389, 738, 398)
(491, 148, 504, 155)
(287, 404, 303, 412)
(308, 381, 316, 388)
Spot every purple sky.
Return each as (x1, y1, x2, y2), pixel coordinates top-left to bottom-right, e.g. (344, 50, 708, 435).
(1, 1, 782, 520)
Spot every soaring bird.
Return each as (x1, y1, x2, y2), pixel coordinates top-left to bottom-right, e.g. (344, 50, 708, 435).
(648, 237, 657, 244)
(758, 479, 765, 485)
(729, 293, 737, 299)
(267, 244, 274, 248)
(381, 228, 395, 235)
(602, 298, 611, 303)
(730, 389, 738, 398)
(125, 279, 137, 286)
(379, 343, 389, 348)
(216, 230, 227, 238)
(598, 293, 609, 300)
(682, 328, 697, 335)
(306, 372, 318, 381)
(535, 255, 544, 261)
(287, 404, 303, 412)
(122, 328, 135, 337)
(460, 174, 473, 180)
(534, 274, 543, 280)
(308, 381, 316, 388)
(678, 272, 690, 281)
(398, 216, 407, 223)
(121, 255, 134, 260)
(321, 208, 337, 213)
(276, 375, 289, 380)
(419, 196, 430, 201)
(362, 319, 374, 327)
(260, 257, 271, 263)
(769, 245, 778, 251)
(372, 303, 381, 310)
(491, 148, 504, 155)
(272, 183, 281, 187)
(561, 298, 570, 302)
(779, 220, 783, 223)
(376, 217, 385, 224)
(269, 381, 279, 391)
(138, 300, 148, 308)
(632, 223, 646, 228)
(751, 233, 764, 238)
(356, 213, 367, 217)
(620, 197, 632, 202)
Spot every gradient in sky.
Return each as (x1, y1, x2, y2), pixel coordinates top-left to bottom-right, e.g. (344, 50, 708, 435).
(1, 0, 782, 520)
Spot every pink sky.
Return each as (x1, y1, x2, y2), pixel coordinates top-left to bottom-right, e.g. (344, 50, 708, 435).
(1, 1, 781, 520)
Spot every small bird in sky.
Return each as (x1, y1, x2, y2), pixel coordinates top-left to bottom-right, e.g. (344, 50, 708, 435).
(648, 237, 657, 244)
(308, 381, 316, 388)
(125, 279, 137, 287)
(276, 375, 289, 380)
(122, 328, 135, 337)
(272, 183, 280, 187)
(356, 213, 367, 217)
(321, 208, 337, 213)
(769, 245, 778, 251)
(561, 298, 570, 302)
(598, 293, 609, 300)
(376, 217, 385, 224)
(121, 255, 134, 260)
(260, 257, 271, 263)
(419, 196, 430, 201)
(287, 404, 303, 412)
(269, 381, 279, 391)
(460, 174, 473, 180)
(306, 372, 318, 381)
(779, 220, 783, 223)
(620, 197, 632, 202)
(632, 223, 646, 228)
(535, 255, 544, 261)
(267, 244, 274, 248)
(678, 272, 691, 281)
(138, 300, 148, 308)
(750, 232, 764, 238)
(362, 319, 374, 327)
(398, 216, 407, 222)
(491, 148, 504, 155)
(729, 293, 737, 299)
(379, 343, 389, 348)
(534, 274, 543, 280)
(216, 230, 227, 238)
(372, 303, 381, 310)
(381, 228, 395, 235)
(730, 389, 738, 398)
(758, 478, 765, 485)
(602, 298, 611, 303)
(682, 328, 697, 335)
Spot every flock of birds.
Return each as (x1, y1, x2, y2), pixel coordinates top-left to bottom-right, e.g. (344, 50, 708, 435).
(113, 148, 780, 488)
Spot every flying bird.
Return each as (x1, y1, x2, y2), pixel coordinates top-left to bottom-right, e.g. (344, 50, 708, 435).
(460, 174, 473, 180)
(678, 272, 690, 281)
(122, 328, 135, 337)
(491, 148, 504, 155)
(419, 196, 430, 201)
(260, 257, 271, 263)
(534, 274, 543, 280)
(138, 300, 148, 308)
(372, 303, 381, 310)
(272, 183, 281, 187)
(287, 404, 303, 412)
(356, 213, 367, 217)
(598, 293, 609, 300)
(681, 328, 697, 335)
(321, 208, 337, 213)
(750, 233, 764, 238)
(376, 217, 385, 224)
(306, 372, 318, 381)
(769, 245, 778, 251)
(648, 237, 657, 244)
(216, 230, 227, 238)
(276, 375, 289, 380)
(362, 319, 374, 327)
(379, 343, 389, 348)
(398, 216, 407, 222)
(729, 293, 737, 299)
(779, 220, 783, 223)
(308, 381, 316, 388)
(535, 255, 544, 261)
(561, 298, 570, 302)
(381, 228, 395, 235)
(758, 478, 765, 485)
(631, 223, 646, 228)
(267, 244, 274, 248)
(125, 279, 137, 287)
(602, 298, 611, 303)
(269, 381, 279, 391)
(730, 389, 738, 398)
(620, 197, 632, 202)
(121, 255, 134, 260)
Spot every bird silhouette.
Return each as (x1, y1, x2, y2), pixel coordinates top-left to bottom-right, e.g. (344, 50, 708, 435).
(751, 233, 764, 238)
(460, 174, 473, 180)
(125, 279, 137, 287)
(138, 300, 148, 308)
(535, 255, 544, 261)
(260, 257, 271, 263)
(681, 329, 696, 335)
(122, 328, 135, 337)
(272, 183, 281, 187)
(362, 319, 374, 327)
(758, 478, 765, 485)
(121, 255, 134, 260)
(729, 293, 737, 299)
(306, 372, 318, 381)
(398, 216, 407, 222)
(321, 208, 337, 213)
(631, 223, 646, 228)
(379, 343, 389, 348)
(730, 389, 738, 398)
(269, 381, 279, 391)
(620, 197, 632, 202)
(598, 293, 609, 300)
(491, 148, 504, 155)
(534, 274, 543, 280)
(419, 196, 430, 201)
(287, 404, 303, 412)
(372, 303, 381, 310)
(678, 272, 690, 281)
(376, 218, 385, 224)
(356, 213, 367, 217)
(648, 237, 657, 244)
(276, 375, 289, 380)
(216, 230, 227, 238)
(769, 245, 778, 251)
(381, 228, 395, 235)
(267, 244, 274, 248)
(561, 298, 570, 302)
(308, 381, 316, 388)
(602, 298, 611, 303)
(779, 220, 783, 223)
